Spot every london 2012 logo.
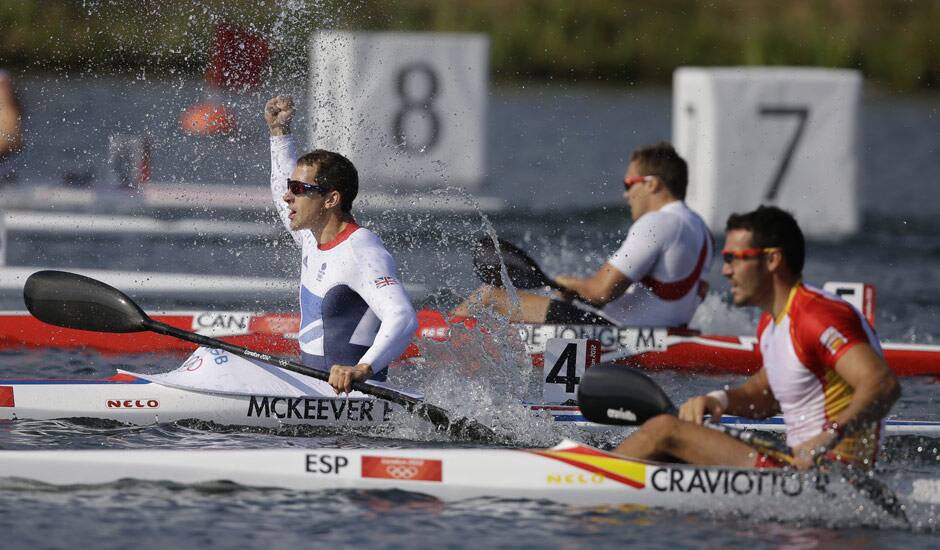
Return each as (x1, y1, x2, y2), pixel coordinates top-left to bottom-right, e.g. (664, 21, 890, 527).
(361, 456, 442, 482)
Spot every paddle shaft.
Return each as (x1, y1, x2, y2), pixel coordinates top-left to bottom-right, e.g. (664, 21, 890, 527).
(704, 419, 793, 461)
(23, 270, 496, 441)
(144, 319, 495, 440)
(539, 277, 623, 325)
(145, 320, 367, 392)
(506, 258, 624, 327)
(476, 238, 623, 326)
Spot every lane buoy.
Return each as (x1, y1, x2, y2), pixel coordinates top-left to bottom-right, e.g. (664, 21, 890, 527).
(179, 101, 237, 136)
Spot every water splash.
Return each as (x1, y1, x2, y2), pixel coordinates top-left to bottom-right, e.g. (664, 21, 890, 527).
(688, 289, 760, 334)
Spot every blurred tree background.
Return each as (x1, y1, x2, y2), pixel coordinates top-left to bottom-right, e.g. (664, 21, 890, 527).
(0, 0, 937, 91)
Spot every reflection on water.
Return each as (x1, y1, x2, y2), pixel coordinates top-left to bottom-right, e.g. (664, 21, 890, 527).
(1, 478, 937, 547)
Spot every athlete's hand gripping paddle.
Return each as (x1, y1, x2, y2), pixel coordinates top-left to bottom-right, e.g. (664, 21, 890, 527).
(23, 270, 499, 442)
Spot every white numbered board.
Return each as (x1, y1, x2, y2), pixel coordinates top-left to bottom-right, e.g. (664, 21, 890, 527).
(542, 338, 601, 405)
(673, 67, 861, 238)
(308, 31, 488, 191)
(822, 281, 876, 327)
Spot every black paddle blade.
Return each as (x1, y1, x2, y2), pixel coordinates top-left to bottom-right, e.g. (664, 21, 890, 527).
(577, 362, 677, 426)
(472, 237, 553, 289)
(24, 270, 150, 333)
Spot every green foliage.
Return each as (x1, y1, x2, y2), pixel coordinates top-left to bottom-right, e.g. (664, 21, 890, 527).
(0, 0, 937, 90)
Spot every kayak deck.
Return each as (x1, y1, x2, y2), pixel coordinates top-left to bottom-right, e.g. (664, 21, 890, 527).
(3, 375, 939, 434)
(0, 375, 395, 428)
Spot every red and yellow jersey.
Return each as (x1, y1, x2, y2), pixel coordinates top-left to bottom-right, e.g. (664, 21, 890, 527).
(756, 283, 883, 466)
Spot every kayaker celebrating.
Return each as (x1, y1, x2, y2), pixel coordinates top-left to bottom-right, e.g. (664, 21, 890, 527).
(453, 142, 714, 327)
(264, 95, 418, 394)
(613, 205, 900, 469)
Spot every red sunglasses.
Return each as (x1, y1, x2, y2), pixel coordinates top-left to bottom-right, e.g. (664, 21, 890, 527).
(720, 247, 781, 264)
(287, 178, 328, 195)
(623, 175, 654, 190)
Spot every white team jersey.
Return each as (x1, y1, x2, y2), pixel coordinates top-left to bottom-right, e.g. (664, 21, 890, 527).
(602, 201, 713, 327)
(270, 136, 418, 378)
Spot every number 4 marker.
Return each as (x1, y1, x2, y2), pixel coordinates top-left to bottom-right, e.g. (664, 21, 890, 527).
(542, 338, 601, 404)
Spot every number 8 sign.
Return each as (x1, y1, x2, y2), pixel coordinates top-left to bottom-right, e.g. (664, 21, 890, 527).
(309, 31, 488, 192)
(673, 67, 862, 238)
(393, 62, 440, 154)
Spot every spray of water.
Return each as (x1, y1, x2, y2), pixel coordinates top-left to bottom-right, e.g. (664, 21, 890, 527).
(356, 195, 629, 447)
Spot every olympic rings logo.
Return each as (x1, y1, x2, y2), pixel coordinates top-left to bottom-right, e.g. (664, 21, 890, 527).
(361, 456, 441, 482)
(384, 465, 421, 479)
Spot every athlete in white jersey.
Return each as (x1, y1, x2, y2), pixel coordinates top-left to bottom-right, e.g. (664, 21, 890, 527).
(453, 142, 713, 327)
(601, 200, 712, 326)
(265, 96, 418, 393)
(613, 206, 900, 470)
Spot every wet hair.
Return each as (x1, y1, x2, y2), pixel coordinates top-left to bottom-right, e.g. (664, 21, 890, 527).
(725, 205, 805, 275)
(630, 142, 688, 200)
(296, 149, 359, 213)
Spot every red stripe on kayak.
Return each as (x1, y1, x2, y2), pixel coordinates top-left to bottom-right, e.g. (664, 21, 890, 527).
(0, 386, 13, 407)
(550, 444, 611, 458)
(109, 373, 143, 382)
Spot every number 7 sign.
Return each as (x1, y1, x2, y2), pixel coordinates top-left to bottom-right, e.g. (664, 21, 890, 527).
(673, 67, 861, 238)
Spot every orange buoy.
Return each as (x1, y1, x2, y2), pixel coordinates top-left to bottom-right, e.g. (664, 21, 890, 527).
(179, 101, 237, 136)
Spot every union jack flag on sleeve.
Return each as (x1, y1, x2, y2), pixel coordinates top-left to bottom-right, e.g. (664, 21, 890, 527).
(373, 276, 398, 288)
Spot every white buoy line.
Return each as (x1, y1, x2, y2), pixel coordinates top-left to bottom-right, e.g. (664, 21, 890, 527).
(0, 266, 427, 300)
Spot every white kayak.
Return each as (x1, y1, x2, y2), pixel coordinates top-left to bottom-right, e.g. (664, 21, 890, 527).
(0, 346, 404, 429)
(3, 346, 939, 434)
(0, 373, 398, 428)
(0, 438, 936, 523)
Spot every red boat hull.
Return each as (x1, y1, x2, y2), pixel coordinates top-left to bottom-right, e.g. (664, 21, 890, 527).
(0, 311, 300, 355)
(1, 310, 937, 376)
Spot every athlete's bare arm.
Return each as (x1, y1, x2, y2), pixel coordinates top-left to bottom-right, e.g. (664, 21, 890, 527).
(555, 262, 633, 306)
(678, 368, 779, 424)
(830, 343, 901, 429)
(790, 343, 900, 468)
